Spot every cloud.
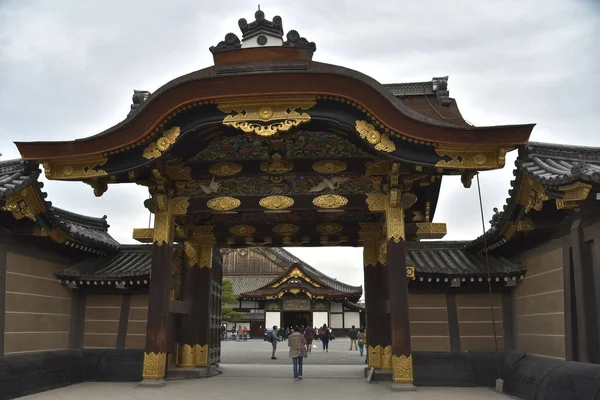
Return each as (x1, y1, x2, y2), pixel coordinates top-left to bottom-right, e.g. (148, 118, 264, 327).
(1, 0, 599, 289)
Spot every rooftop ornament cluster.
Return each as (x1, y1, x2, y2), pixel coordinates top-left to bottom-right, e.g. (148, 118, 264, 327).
(210, 8, 316, 53)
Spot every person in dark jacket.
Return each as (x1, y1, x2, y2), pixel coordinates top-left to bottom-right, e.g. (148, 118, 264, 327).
(349, 325, 358, 350)
(303, 325, 315, 352)
(320, 324, 330, 352)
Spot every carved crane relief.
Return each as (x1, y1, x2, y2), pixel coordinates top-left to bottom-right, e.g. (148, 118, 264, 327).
(199, 177, 222, 195)
(309, 176, 349, 193)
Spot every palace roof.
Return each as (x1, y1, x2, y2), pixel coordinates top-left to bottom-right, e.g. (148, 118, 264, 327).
(0, 159, 119, 253)
(468, 142, 600, 255)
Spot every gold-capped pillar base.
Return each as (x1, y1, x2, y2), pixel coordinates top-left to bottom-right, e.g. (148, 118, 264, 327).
(142, 352, 167, 380)
(392, 354, 414, 384)
(368, 345, 382, 369)
(194, 344, 209, 367)
(177, 344, 196, 368)
(380, 345, 392, 370)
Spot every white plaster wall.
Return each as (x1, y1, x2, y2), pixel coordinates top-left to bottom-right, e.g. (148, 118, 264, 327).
(330, 302, 343, 312)
(312, 312, 329, 329)
(265, 312, 281, 329)
(330, 313, 343, 329)
(344, 312, 360, 328)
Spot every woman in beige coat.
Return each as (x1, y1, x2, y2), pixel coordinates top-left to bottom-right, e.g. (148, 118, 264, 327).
(287, 326, 307, 381)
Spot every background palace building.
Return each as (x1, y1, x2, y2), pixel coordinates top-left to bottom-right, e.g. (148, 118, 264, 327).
(0, 8, 599, 400)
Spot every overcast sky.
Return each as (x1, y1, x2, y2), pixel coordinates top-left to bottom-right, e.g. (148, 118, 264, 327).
(1, 1, 599, 288)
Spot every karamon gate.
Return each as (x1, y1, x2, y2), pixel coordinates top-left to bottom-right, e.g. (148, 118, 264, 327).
(14, 11, 533, 387)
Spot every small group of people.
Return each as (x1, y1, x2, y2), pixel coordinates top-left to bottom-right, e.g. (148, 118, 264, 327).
(348, 325, 366, 356)
(268, 323, 341, 381)
(227, 325, 249, 341)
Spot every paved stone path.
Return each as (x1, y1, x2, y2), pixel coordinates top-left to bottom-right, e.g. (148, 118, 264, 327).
(22, 340, 515, 399)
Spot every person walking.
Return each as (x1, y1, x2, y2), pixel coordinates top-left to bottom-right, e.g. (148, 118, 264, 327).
(288, 326, 307, 381)
(357, 328, 365, 356)
(269, 325, 279, 360)
(303, 325, 315, 352)
(320, 323, 330, 352)
(349, 325, 358, 350)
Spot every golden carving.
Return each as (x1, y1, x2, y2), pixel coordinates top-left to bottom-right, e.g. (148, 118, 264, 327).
(516, 219, 534, 232)
(273, 224, 300, 235)
(355, 121, 396, 152)
(43, 155, 108, 180)
(365, 160, 390, 176)
(169, 197, 190, 215)
(392, 354, 414, 384)
(32, 225, 68, 244)
(378, 241, 387, 265)
(177, 344, 196, 368)
(312, 194, 348, 209)
(561, 182, 592, 201)
(259, 195, 294, 210)
(435, 147, 505, 169)
(143, 126, 181, 159)
(260, 153, 294, 174)
(366, 193, 386, 212)
(415, 222, 447, 239)
(1, 186, 45, 221)
(368, 345, 382, 369)
(312, 160, 347, 174)
(316, 223, 344, 235)
(153, 211, 173, 246)
(381, 345, 392, 370)
(556, 200, 580, 210)
(406, 266, 416, 280)
(199, 244, 213, 268)
(184, 241, 200, 268)
(166, 165, 192, 180)
(363, 240, 378, 267)
(218, 96, 316, 136)
(386, 201, 405, 243)
(209, 162, 243, 177)
(207, 196, 241, 211)
(229, 225, 256, 236)
(194, 344, 209, 366)
(142, 352, 167, 380)
(133, 228, 154, 242)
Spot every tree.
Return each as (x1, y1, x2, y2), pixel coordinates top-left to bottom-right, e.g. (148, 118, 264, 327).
(222, 278, 243, 323)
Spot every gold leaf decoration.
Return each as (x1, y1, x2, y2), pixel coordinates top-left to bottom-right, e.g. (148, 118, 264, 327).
(355, 121, 396, 152)
(392, 354, 414, 384)
(1, 186, 45, 221)
(316, 223, 344, 235)
(366, 193, 386, 212)
(43, 155, 108, 180)
(177, 344, 195, 368)
(312, 160, 347, 174)
(273, 224, 300, 235)
(207, 196, 241, 211)
(142, 352, 167, 380)
(153, 211, 173, 246)
(229, 225, 256, 236)
(260, 153, 293, 174)
(194, 344, 209, 366)
(368, 345, 382, 369)
(313, 194, 348, 209)
(218, 96, 316, 136)
(184, 241, 199, 268)
(406, 266, 415, 279)
(143, 126, 181, 160)
(169, 197, 190, 215)
(259, 195, 294, 210)
(381, 345, 393, 370)
(435, 146, 505, 169)
(209, 162, 242, 177)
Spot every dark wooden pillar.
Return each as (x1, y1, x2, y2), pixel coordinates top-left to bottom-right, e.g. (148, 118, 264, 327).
(195, 243, 214, 367)
(379, 241, 392, 370)
(446, 294, 461, 351)
(362, 236, 382, 368)
(385, 198, 414, 386)
(211, 247, 223, 364)
(177, 242, 203, 368)
(142, 209, 174, 382)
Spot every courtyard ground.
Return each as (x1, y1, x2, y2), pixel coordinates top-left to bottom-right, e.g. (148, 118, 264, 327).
(23, 339, 515, 399)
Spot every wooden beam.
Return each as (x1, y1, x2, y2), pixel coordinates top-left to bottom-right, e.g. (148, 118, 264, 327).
(446, 294, 461, 351)
(68, 292, 86, 350)
(117, 294, 131, 349)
